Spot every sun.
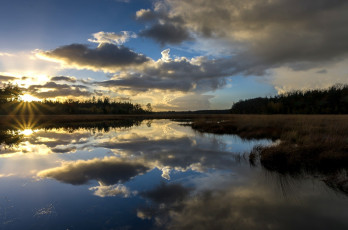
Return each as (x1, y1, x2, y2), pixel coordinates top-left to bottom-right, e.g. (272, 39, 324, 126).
(20, 94, 41, 102)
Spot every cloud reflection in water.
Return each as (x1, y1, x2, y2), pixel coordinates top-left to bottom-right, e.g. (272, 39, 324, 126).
(0, 120, 346, 229)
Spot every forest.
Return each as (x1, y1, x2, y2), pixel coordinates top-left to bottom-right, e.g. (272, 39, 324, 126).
(0, 83, 151, 115)
(231, 84, 348, 114)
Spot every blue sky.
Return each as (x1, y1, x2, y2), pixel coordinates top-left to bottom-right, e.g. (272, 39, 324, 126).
(0, 0, 347, 110)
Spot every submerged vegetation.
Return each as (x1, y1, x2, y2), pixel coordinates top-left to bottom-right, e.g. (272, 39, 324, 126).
(231, 84, 348, 114)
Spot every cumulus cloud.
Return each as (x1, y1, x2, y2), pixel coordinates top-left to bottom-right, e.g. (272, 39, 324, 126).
(96, 50, 230, 93)
(36, 43, 149, 72)
(138, 0, 348, 72)
(35, 0, 348, 109)
(27, 82, 92, 98)
(36, 42, 256, 106)
(88, 31, 137, 46)
(37, 156, 150, 185)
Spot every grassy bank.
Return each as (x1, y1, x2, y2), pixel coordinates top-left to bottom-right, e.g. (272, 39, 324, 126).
(191, 115, 348, 170)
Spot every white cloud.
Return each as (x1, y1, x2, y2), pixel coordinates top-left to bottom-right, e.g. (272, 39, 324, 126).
(161, 49, 172, 62)
(89, 183, 137, 198)
(88, 31, 137, 46)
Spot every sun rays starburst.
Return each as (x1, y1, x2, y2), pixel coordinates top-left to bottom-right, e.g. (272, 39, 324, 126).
(20, 94, 41, 102)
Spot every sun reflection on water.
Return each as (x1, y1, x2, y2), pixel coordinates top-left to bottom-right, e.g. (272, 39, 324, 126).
(20, 129, 34, 136)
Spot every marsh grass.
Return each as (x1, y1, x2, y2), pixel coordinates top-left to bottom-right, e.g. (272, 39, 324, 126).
(191, 115, 348, 194)
(191, 115, 348, 168)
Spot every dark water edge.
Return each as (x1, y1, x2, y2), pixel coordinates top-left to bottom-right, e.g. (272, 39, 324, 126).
(0, 118, 347, 229)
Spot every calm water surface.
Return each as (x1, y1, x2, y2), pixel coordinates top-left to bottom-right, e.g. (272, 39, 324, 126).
(0, 119, 347, 229)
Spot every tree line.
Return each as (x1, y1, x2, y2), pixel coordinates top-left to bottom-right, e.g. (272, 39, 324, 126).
(0, 83, 152, 115)
(231, 84, 348, 114)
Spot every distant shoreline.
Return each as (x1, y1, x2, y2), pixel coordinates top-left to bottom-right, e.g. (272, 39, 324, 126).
(1, 113, 347, 124)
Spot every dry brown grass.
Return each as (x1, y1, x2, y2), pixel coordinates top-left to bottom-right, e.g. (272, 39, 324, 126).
(190, 115, 348, 172)
(191, 115, 348, 194)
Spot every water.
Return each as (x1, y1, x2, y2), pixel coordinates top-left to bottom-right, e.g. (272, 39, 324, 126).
(0, 119, 347, 229)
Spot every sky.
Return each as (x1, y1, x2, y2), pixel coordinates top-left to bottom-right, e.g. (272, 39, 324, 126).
(0, 0, 347, 111)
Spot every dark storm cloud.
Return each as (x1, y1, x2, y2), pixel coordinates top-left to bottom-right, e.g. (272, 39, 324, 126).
(139, 23, 192, 45)
(38, 157, 150, 185)
(97, 56, 229, 92)
(138, 0, 348, 72)
(27, 82, 92, 98)
(51, 76, 77, 83)
(136, 4, 192, 45)
(39, 43, 149, 71)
